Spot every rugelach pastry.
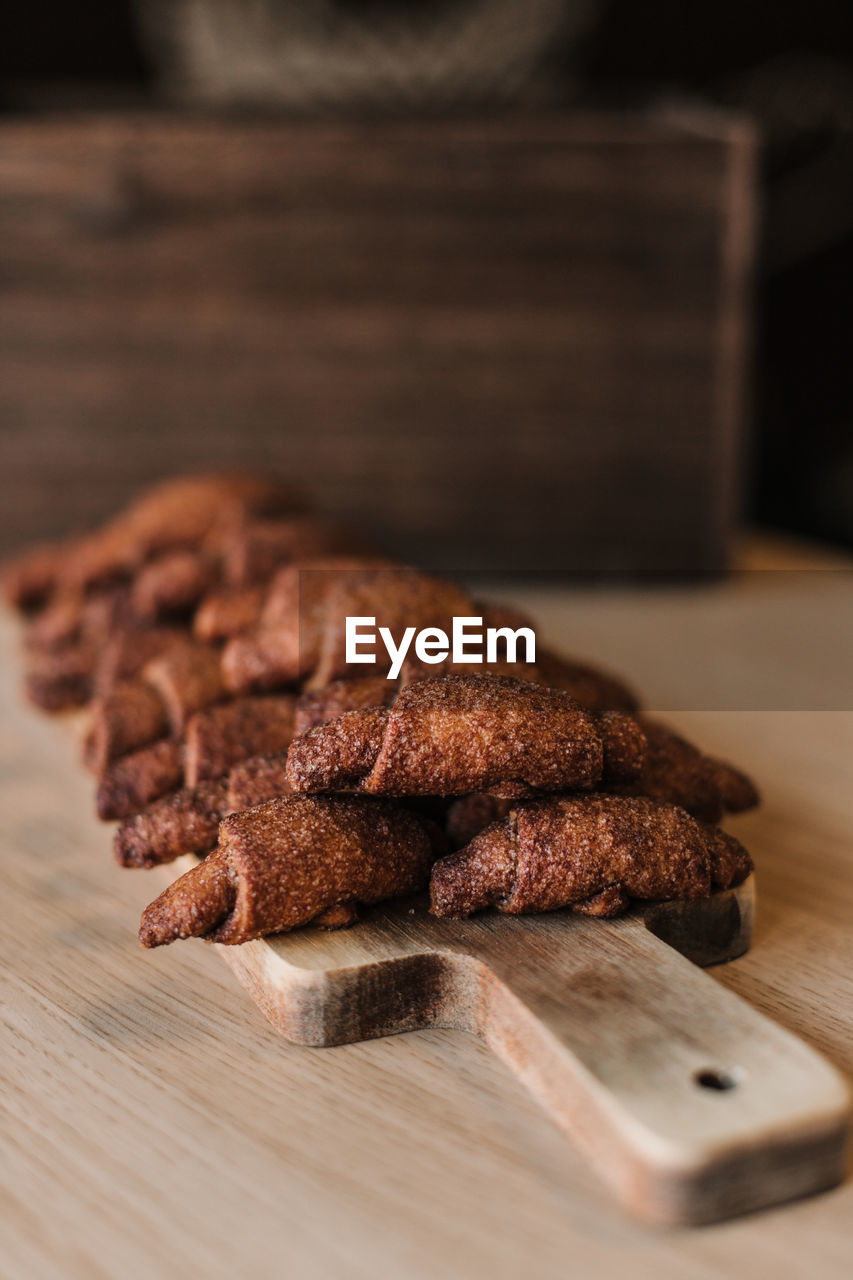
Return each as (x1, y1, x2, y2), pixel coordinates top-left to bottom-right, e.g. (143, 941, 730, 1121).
(113, 751, 293, 868)
(96, 738, 185, 821)
(96, 693, 296, 818)
(84, 681, 170, 774)
(25, 643, 97, 712)
(617, 718, 760, 823)
(444, 717, 760, 845)
(93, 625, 189, 696)
(193, 585, 267, 642)
(115, 778, 229, 868)
(215, 515, 374, 589)
(139, 795, 445, 946)
(184, 694, 296, 786)
(286, 674, 645, 798)
(431, 794, 753, 919)
(291, 638, 639, 736)
(24, 583, 132, 653)
(129, 549, 216, 621)
(84, 639, 227, 772)
(226, 752, 291, 811)
(294, 676, 399, 735)
(221, 558, 420, 693)
(2, 472, 299, 611)
(4, 470, 762, 967)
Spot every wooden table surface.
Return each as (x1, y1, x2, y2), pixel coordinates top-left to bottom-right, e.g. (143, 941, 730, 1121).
(2, 543, 852, 1279)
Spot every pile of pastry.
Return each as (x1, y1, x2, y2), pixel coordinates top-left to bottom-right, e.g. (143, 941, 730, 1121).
(3, 472, 758, 951)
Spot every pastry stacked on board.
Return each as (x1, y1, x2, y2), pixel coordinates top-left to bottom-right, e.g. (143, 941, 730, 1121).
(2, 473, 758, 952)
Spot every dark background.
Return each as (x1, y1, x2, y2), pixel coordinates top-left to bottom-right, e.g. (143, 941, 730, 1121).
(1, 0, 851, 552)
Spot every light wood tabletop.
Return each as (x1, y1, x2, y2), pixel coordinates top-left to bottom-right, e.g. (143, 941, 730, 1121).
(2, 541, 852, 1279)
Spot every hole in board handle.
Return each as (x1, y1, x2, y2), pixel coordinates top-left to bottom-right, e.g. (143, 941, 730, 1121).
(694, 1067, 740, 1092)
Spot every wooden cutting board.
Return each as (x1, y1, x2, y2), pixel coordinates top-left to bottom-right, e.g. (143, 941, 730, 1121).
(162, 859, 849, 1227)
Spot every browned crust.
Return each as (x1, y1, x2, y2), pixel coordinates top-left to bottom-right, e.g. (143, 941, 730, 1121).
(430, 794, 753, 919)
(114, 779, 228, 868)
(139, 795, 443, 947)
(96, 739, 185, 821)
(6, 473, 300, 610)
(597, 710, 648, 784)
(25, 645, 95, 711)
(184, 695, 296, 787)
(221, 626, 301, 696)
(193, 586, 266, 642)
(225, 753, 291, 812)
(286, 674, 642, 799)
(294, 675, 397, 735)
(92, 626, 188, 697)
(445, 718, 758, 848)
(24, 584, 132, 654)
(139, 850, 237, 947)
(112, 751, 292, 869)
(142, 641, 226, 732)
(221, 556, 395, 694)
(221, 517, 372, 589)
(286, 707, 389, 793)
(617, 718, 760, 822)
(2, 540, 67, 612)
(130, 550, 216, 621)
(84, 681, 169, 775)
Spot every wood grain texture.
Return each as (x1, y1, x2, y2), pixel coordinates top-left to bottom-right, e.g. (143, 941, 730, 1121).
(0, 110, 754, 571)
(167, 871, 847, 1227)
(2, 544, 852, 1277)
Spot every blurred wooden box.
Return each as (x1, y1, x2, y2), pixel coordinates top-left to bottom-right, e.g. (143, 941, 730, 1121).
(0, 111, 754, 571)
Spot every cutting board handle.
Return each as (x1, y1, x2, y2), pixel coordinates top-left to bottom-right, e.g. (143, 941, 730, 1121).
(465, 889, 849, 1225)
(216, 876, 850, 1226)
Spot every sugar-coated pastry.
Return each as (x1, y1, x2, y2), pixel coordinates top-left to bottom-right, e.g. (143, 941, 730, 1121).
(221, 556, 398, 693)
(2, 540, 67, 612)
(114, 779, 229, 868)
(193, 585, 266, 642)
(184, 695, 296, 787)
(225, 752, 291, 812)
(97, 739, 185, 821)
(218, 516, 372, 589)
(617, 718, 760, 822)
(294, 676, 398, 736)
(92, 625, 188, 696)
(25, 644, 95, 711)
(138, 795, 445, 947)
(116, 473, 301, 557)
(2, 472, 300, 611)
(286, 674, 645, 799)
(64, 473, 299, 594)
(142, 641, 226, 731)
(24, 584, 132, 654)
(113, 752, 292, 868)
(430, 794, 753, 919)
(130, 549, 216, 621)
(83, 640, 225, 772)
(444, 719, 760, 847)
(96, 694, 296, 819)
(84, 681, 170, 775)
